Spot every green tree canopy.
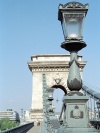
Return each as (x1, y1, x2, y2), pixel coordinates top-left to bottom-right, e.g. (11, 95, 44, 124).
(0, 118, 20, 131)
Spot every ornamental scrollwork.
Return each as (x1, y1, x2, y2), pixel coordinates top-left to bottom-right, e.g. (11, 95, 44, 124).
(59, 2, 88, 9)
(69, 58, 79, 67)
(53, 73, 62, 84)
(67, 78, 82, 91)
(70, 105, 84, 119)
(64, 14, 84, 19)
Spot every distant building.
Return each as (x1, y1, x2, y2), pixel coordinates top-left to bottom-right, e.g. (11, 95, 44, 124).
(29, 109, 43, 123)
(24, 109, 43, 125)
(0, 109, 20, 122)
(24, 110, 31, 122)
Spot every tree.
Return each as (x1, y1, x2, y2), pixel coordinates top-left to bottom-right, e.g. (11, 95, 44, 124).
(0, 118, 20, 131)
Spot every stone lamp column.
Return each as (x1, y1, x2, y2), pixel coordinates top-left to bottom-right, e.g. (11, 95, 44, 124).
(58, 2, 92, 130)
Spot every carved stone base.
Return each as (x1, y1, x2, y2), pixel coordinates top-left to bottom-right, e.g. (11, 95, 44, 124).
(67, 78, 82, 91)
(63, 91, 89, 128)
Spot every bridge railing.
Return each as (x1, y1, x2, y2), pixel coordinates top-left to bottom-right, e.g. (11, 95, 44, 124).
(82, 85, 100, 100)
(0, 122, 34, 133)
(90, 119, 100, 130)
(82, 85, 100, 120)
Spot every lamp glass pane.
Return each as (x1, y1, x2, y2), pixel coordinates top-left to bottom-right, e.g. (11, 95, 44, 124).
(65, 17, 82, 39)
(49, 91, 53, 98)
(61, 20, 66, 39)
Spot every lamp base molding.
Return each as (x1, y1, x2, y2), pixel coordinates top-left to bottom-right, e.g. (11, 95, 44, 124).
(61, 40, 86, 52)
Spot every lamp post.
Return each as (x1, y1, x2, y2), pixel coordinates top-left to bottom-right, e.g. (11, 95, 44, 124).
(58, 2, 90, 129)
(58, 2, 88, 91)
(21, 108, 24, 124)
(96, 101, 100, 119)
(47, 87, 54, 114)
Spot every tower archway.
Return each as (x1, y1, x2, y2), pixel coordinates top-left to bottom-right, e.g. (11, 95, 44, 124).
(28, 54, 86, 122)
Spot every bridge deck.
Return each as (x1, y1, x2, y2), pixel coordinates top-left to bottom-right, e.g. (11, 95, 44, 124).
(27, 126, 40, 133)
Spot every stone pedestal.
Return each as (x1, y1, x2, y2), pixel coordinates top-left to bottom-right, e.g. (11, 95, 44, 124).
(63, 91, 89, 128)
(58, 91, 99, 133)
(29, 109, 43, 124)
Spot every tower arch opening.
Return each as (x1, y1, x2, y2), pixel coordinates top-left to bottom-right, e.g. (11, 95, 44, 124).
(51, 85, 67, 113)
(51, 84, 67, 95)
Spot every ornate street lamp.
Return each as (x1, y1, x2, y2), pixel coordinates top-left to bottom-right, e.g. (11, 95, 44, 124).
(58, 2, 88, 91)
(47, 88, 54, 114)
(57, 2, 91, 130)
(58, 2, 88, 41)
(47, 87, 54, 100)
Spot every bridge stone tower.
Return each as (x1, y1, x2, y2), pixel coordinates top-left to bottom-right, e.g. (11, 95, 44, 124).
(28, 54, 86, 122)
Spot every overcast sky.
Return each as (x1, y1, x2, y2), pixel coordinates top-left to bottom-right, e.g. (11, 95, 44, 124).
(0, 0, 100, 114)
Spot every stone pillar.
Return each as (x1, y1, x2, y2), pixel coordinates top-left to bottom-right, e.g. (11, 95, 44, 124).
(31, 73, 43, 110)
(63, 92, 89, 128)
